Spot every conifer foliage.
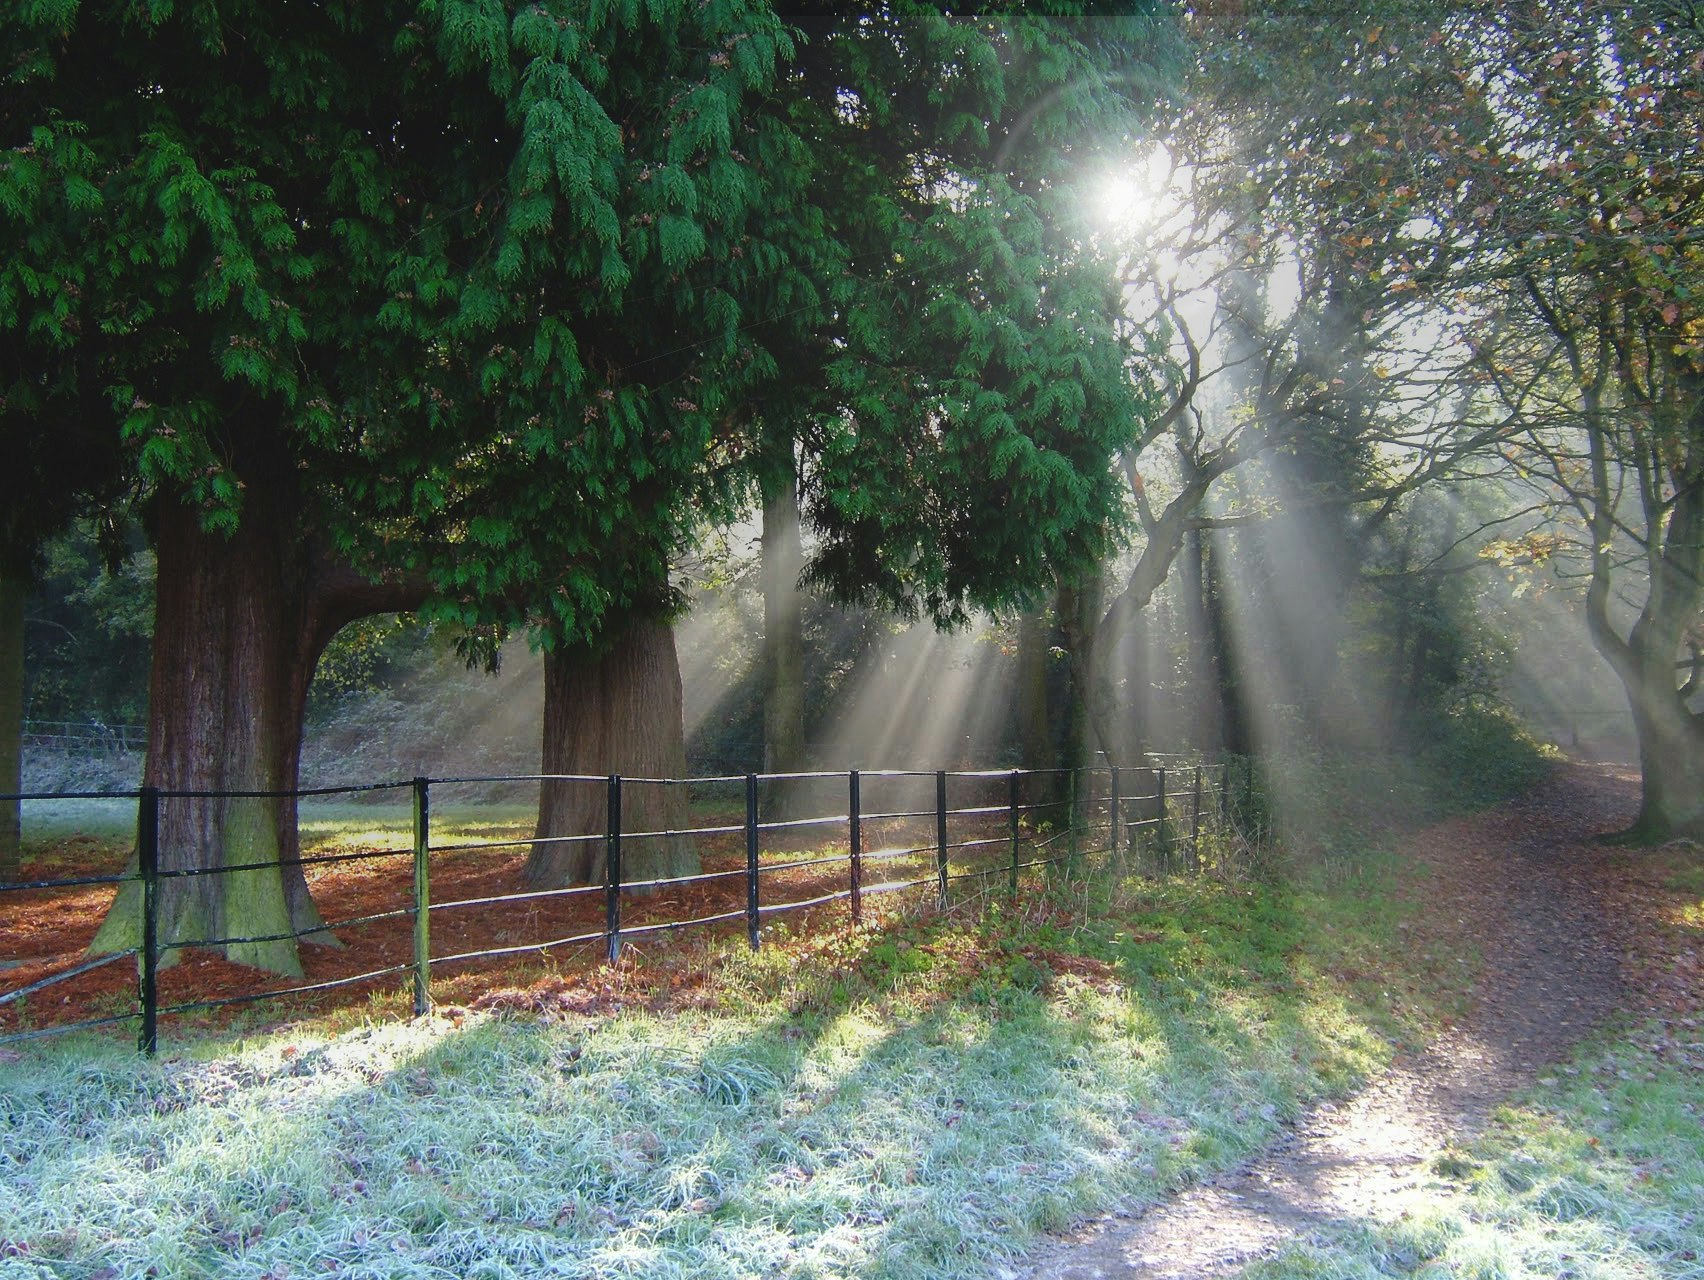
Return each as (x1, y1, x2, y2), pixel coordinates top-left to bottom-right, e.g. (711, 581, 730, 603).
(1, 3, 1174, 959)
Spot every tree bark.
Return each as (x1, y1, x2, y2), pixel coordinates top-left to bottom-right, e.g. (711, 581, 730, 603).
(1179, 526, 1223, 754)
(1592, 487, 1704, 839)
(1623, 674, 1704, 839)
(90, 493, 315, 975)
(1015, 606, 1055, 773)
(761, 463, 806, 808)
(526, 616, 698, 887)
(88, 482, 430, 972)
(1204, 534, 1250, 756)
(1056, 575, 1101, 827)
(0, 566, 23, 882)
(1576, 368, 1704, 840)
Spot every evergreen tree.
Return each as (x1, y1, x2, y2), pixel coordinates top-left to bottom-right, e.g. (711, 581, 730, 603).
(3, 0, 793, 971)
(525, 4, 1180, 886)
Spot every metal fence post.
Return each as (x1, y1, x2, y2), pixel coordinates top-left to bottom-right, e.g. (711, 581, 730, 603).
(1191, 766, 1203, 872)
(745, 774, 760, 950)
(1156, 767, 1168, 870)
(1065, 767, 1078, 876)
(138, 785, 159, 1056)
(412, 776, 431, 1016)
(1110, 765, 1121, 860)
(605, 775, 623, 965)
(1008, 769, 1020, 897)
(848, 770, 862, 925)
(935, 770, 949, 911)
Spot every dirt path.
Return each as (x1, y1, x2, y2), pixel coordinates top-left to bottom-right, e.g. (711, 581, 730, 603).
(1017, 761, 1638, 1280)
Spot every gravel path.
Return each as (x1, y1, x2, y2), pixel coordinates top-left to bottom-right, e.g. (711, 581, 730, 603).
(1015, 762, 1636, 1280)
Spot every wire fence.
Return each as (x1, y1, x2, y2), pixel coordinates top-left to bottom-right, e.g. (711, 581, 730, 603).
(20, 719, 147, 756)
(0, 759, 1264, 1055)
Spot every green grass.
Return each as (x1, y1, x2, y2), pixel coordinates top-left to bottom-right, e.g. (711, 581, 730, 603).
(1238, 841, 1704, 1280)
(12, 801, 549, 871)
(1239, 1019, 1704, 1280)
(0, 728, 1578, 1278)
(0, 855, 1435, 1280)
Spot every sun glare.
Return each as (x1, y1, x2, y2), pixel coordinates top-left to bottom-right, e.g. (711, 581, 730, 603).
(1094, 173, 1149, 226)
(1091, 147, 1176, 231)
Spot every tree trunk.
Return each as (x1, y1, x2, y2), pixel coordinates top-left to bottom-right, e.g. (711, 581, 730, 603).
(1582, 393, 1704, 840)
(526, 616, 698, 887)
(1057, 576, 1101, 828)
(1061, 565, 1164, 836)
(1624, 678, 1704, 839)
(1611, 527, 1704, 840)
(1204, 534, 1250, 756)
(86, 475, 427, 972)
(1015, 606, 1055, 774)
(761, 463, 806, 808)
(0, 566, 23, 882)
(1179, 526, 1222, 754)
(89, 495, 318, 975)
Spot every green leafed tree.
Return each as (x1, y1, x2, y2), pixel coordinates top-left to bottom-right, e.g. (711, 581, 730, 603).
(523, 4, 1181, 886)
(1436, 3, 1704, 838)
(2, 0, 794, 971)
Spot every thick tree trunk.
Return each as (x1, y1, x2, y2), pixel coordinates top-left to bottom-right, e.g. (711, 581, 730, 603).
(761, 465, 806, 808)
(1, 566, 23, 882)
(87, 477, 426, 972)
(526, 616, 698, 888)
(1062, 567, 1164, 835)
(1610, 563, 1704, 840)
(1204, 534, 1250, 756)
(1015, 607, 1055, 773)
(1624, 683, 1704, 838)
(90, 495, 318, 975)
(1583, 403, 1704, 840)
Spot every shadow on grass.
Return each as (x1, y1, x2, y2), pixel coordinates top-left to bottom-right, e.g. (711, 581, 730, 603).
(1, 852, 1422, 1280)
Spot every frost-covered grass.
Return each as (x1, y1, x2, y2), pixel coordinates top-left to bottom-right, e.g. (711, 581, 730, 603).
(0, 863, 1417, 1280)
(1241, 1020, 1704, 1280)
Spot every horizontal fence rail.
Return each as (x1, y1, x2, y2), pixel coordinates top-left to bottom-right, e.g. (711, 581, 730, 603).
(0, 758, 1266, 1055)
(20, 719, 147, 755)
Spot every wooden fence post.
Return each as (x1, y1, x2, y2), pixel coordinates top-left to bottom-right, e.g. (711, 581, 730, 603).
(935, 770, 949, 911)
(1110, 765, 1121, 860)
(849, 770, 862, 925)
(1008, 770, 1020, 897)
(1156, 767, 1168, 870)
(1191, 766, 1203, 872)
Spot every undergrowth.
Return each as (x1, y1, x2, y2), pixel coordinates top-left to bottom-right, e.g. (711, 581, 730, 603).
(0, 716, 1563, 1278)
(0, 848, 1441, 1280)
(1256, 703, 1557, 874)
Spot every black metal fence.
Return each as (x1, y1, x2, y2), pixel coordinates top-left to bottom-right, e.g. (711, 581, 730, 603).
(1, 759, 1262, 1056)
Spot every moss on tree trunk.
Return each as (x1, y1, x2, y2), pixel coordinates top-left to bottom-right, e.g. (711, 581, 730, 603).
(90, 496, 315, 975)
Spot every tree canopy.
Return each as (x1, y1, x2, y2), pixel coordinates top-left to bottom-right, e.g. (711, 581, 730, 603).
(3, 1, 1180, 966)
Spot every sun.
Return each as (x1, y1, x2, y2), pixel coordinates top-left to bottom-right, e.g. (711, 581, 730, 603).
(1093, 173, 1149, 227)
(1090, 148, 1176, 231)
